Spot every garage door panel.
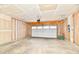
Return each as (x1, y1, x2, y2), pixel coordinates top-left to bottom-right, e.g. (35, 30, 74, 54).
(32, 26, 57, 38)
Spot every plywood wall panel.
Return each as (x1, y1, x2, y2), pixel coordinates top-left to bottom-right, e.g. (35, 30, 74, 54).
(0, 15, 12, 44)
(70, 15, 74, 43)
(0, 19, 12, 30)
(0, 14, 17, 45)
(16, 20, 28, 40)
(58, 24, 64, 36)
(74, 12, 79, 45)
(0, 14, 30, 45)
(64, 19, 68, 40)
(0, 31, 12, 44)
(11, 19, 16, 41)
(26, 23, 32, 38)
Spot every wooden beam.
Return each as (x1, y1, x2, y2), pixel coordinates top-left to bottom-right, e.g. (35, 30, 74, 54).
(30, 20, 64, 26)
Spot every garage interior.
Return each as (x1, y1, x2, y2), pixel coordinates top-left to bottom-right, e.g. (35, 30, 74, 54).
(0, 4, 79, 54)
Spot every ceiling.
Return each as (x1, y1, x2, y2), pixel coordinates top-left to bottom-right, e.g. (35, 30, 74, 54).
(0, 4, 79, 22)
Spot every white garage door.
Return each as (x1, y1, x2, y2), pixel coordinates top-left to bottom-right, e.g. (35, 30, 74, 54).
(32, 25, 57, 38)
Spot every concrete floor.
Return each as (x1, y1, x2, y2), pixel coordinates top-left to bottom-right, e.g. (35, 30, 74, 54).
(0, 38, 79, 54)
